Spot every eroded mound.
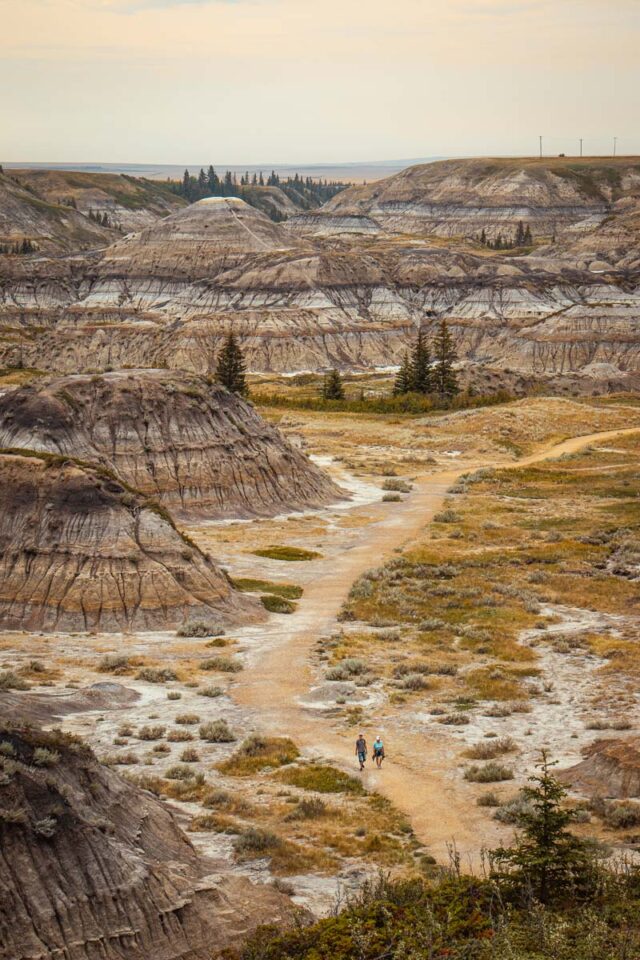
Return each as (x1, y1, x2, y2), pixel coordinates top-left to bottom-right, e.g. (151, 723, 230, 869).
(0, 369, 342, 518)
(100, 196, 302, 278)
(0, 724, 294, 960)
(560, 738, 640, 799)
(0, 451, 260, 632)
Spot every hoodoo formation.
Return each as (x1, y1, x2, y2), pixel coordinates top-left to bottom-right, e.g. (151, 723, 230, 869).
(0, 725, 294, 960)
(0, 369, 342, 519)
(0, 451, 260, 632)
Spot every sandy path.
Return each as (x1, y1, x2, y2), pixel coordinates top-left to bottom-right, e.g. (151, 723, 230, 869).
(234, 427, 640, 862)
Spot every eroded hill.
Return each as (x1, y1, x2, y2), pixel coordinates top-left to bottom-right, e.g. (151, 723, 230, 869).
(0, 451, 260, 631)
(0, 369, 341, 518)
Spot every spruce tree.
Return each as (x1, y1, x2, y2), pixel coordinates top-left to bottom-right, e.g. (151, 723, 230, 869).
(393, 352, 413, 395)
(490, 752, 597, 905)
(432, 319, 459, 402)
(410, 328, 432, 394)
(215, 333, 247, 395)
(524, 224, 533, 245)
(321, 369, 345, 401)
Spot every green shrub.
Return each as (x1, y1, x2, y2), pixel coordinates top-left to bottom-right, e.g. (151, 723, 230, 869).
(218, 736, 299, 775)
(232, 578, 303, 599)
(98, 655, 130, 674)
(261, 594, 296, 614)
(284, 797, 327, 821)
(277, 763, 365, 795)
(253, 545, 321, 562)
(234, 827, 282, 855)
(0, 671, 29, 691)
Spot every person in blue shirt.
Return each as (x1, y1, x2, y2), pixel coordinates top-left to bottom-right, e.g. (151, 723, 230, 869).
(372, 735, 385, 768)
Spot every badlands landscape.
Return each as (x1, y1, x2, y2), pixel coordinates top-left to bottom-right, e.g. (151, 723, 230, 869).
(1, 157, 640, 959)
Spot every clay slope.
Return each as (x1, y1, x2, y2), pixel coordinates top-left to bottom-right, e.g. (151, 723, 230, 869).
(0, 370, 341, 518)
(0, 451, 260, 631)
(9, 168, 186, 234)
(317, 156, 640, 241)
(560, 738, 640, 799)
(0, 171, 111, 253)
(100, 196, 303, 278)
(0, 725, 293, 960)
(1, 163, 639, 385)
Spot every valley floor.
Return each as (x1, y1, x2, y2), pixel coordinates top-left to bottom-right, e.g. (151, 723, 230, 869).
(3, 397, 640, 914)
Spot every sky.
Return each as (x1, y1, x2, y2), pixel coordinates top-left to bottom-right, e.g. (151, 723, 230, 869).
(2, 0, 639, 164)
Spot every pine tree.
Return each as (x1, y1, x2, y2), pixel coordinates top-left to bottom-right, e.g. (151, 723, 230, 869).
(215, 333, 247, 395)
(410, 328, 432, 394)
(182, 169, 190, 198)
(321, 369, 345, 401)
(432, 319, 459, 402)
(524, 224, 533, 245)
(393, 353, 413, 395)
(479, 228, 487, 246)
(490, 752, 597, 905)
(515, 221, 525, 246)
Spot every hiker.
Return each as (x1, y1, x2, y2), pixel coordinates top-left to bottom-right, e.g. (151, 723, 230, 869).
(372, 735, 385, 768)
(355, 733, 367, 771)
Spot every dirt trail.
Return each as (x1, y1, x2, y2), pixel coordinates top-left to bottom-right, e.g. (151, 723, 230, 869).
(234, 427, 640, 863)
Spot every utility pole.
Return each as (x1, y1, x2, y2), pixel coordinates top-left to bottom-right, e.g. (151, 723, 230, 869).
(539, 136, 542, 158)
(579, 138, 583, 157)
(613, 136, 617, 157)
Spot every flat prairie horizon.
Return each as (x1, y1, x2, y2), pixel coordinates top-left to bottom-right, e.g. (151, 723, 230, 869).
(3, 154, 638, 184)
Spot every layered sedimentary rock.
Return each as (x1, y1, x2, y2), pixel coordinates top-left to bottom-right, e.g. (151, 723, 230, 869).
(0, 725, 294, 960)
(560, 738, 640, 799)
(316, 156, 640, 242)
(0, 162, 639, 385)
(0, 451, 260, 631)
(0, 369, 341, 518)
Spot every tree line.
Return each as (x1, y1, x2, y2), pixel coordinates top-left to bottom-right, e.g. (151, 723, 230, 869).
(478, 220, 533, 250)
(170, 166, 348, 215)
(215, 320, 461, 413)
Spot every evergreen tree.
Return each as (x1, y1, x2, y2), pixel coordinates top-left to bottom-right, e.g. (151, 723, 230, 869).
(515, 221, 525, 246)
(393, 352, 413, 395)
(321, 369, 345, 400)
(490, 752, 597, 905)
(432, 319, 459, 402)
(215, 333, 247, 395)
(182, 169, 190, 197)
(479, 228, 487, 246)
(524, 224, 533, 245)
(410, 328, 432, 394)
(207, 165, 219, 195)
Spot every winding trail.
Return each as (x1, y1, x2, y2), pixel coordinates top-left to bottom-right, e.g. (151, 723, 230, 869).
(234, 427, 640, 862)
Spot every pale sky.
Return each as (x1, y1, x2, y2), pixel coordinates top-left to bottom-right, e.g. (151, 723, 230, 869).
(2, 0, 639, 164)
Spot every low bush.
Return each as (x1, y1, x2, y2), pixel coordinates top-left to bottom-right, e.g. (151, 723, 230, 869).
(326, 658, 366, 681)
(199, 685, 224, 698)
(32, 747, 60, 767)
(137, 725, 165, 741)
(98, 655, 130, 674)
(604, 801, 640, 830)
(464, 762, 514, 783)
(165, 764, 197, 781)
(0, 671, 30, 691)
(180, 747, 200, 763)
(175, 714, 200, 725)
(199, 720, 236, 743)
(136, 667, 177, 683)
(382, 478, 412, 493)
(284, 797, 327, 821)
(167, 729, 193, 742)
(261, 595, 296, 614)
(234, 827, 282, 855)
(218, 736, 299, 775)
(167, 691, 182, 701)
(382, 493, 402, 502)
(177, 619, 225, 638)
(464, 737, 517, 761)
(200, 657, 242, 673)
